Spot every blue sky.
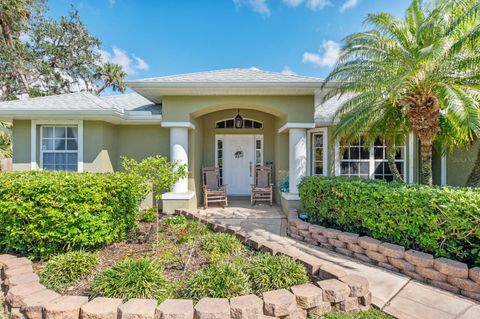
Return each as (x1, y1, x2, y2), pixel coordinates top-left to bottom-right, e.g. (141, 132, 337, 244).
(47, 0, 411, 80)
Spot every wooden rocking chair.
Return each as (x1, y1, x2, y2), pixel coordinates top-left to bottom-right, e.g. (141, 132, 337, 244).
(202, 167, 228, 208)
(251, 166, 273, 206)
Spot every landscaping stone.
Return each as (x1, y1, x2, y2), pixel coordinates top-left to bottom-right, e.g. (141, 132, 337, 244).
(327, 238, 347, 249)
(294, 221, 310, 231)
(10, 308, 24, 319)
(290, 234, 304, 241)
(322, 228, 341, 239)
(277, 247, 303, 260)
(312, 234, 328, 244)
(377, 262, 399, 273)
(3, 265, 34, 279)
(347, 244, 364, 254)
(317, 264, 347, 280)
(20, 289, 61, 319)
(353, 253, 373, 264)
(338, 297, 359, 312)
(194, 298, 230, 319)
(118, 298, 157, 319)
(337, 232, 359, 244)
(229, 294, 263, 319)
(308, 225, 324, 235)
(80, 297, 123, 319)
(415, 266, 447, 282)
(470, 267, 480, 283)
(282, 307, 307, 319)
(434, 258, 469, 278)
(387, 257, 415, 271)
(358, 237, 381, 251)
(317, 279, 350, 303)
(5, 282, 45, 307)
(0, 254, 17, 267)
(359, 292, 372, 306)
(260, 242, 283, 255)
(2, 258, 32, 270)
(378, 243, 404, 259)
(364, 250, 388, 263)
(447, 277, 480, 293)
(307, 302, 332, 316)
(156, 299, 194, 319)
(320, 243, 335, 250)
(262, 289, 297, 317)
(245, 236, 267, 250)
(335, 248, 353, 257)
(401, 269, 425, 282)
(339, 274, 369, 297)
(5, 273, 40, 287)
(461, 290, 480, 302)
(235, 230, 249, 243)
(44, 295, 88, 319)
(290, 283, 323, 309)
(299, 230, 310, 238)
(404, 250, 434, 268)
(428, 280, 460, 294)
(296, 254, 323, 275)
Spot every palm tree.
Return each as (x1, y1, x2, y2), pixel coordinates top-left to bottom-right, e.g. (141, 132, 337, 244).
(323, 0, 480, 185)
(0, 122, 12, 159)
(95, 63, 126, 95)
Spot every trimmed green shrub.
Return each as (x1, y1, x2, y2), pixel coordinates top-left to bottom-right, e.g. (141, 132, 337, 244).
(40, 251, 99, 290)
(299, 176, 480, 265)
(179, 262, 251, 301)
(200, 233, 246, 263)
(245, 253, 308, 294)
(90, 258, 171, 302)
(140, 208, 157, 223)
(0, 171, 147, 259)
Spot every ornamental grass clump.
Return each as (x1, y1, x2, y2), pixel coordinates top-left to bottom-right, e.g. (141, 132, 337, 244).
(200, 232, 246, 263)
(40, 251, 99, 290)
(179, 262, 251, 301)
(245, 253, 308, 294)
(90, 258, 171, 302)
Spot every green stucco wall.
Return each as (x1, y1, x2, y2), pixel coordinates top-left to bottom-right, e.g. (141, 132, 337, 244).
(446, 139, 480, 187)
(12, 120, 31, 171)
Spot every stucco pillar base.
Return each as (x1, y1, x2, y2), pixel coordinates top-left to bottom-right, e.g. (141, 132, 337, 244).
(280, 192, 303, 213)
(162, 191, 196, 214)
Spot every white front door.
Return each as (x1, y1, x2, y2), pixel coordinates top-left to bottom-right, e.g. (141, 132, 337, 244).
(223, 135, 255, 195)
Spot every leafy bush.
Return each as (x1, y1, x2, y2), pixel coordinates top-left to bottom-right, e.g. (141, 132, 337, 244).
(40, 251, 99, 290)
(201, 233, 246, 263)
(299, 176, 480, 265)
(140, 208, 157, 223)
(90, 258, 171, 302)
(245, 253, 308, 294)
(0, 171, 147, 259)
(179, 262, 251, 301)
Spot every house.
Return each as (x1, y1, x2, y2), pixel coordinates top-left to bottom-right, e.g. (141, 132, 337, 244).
(0, 68, 476, 213)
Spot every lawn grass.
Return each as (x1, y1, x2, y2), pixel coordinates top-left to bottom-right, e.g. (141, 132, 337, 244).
(321, 308, 393, 319)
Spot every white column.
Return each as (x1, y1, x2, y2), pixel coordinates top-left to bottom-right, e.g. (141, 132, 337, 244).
(289, 128, 307, 194)
(170, 127, 189, 193)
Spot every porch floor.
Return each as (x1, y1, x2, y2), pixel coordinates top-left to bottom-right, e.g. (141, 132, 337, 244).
(196, 197, 287, 236)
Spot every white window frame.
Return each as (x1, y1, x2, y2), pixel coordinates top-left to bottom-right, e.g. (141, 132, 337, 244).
(215, 118, 263, 129)
(31, 120, 83, 172)
(334, 136, 406, 182)
(307, 128, 328, 176)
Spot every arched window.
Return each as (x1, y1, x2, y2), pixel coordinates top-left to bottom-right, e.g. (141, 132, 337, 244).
(215, 118, 263, 129)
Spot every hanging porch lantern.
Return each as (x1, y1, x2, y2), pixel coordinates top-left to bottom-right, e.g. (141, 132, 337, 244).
(235, 109, 243, 128)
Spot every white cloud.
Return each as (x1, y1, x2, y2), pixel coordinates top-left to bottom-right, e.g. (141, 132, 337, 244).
(233, 0, 270, 16)
(108, 0, 116, 6)
(302, 40, 341, 68)
(249, 67, 261, 71)
(306, 0, 332, 10)
(98, 46, 149, 75)
(281, 66, 297, 75)
(340, 0, 359, 12)
(282, 0, 304, 7)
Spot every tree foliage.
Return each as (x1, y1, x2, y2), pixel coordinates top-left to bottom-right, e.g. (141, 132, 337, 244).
(324, 0, 480, 185)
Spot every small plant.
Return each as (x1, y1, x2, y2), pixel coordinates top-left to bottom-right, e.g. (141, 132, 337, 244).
(321, 309, 393, 319)
(161, 215, 208, 244)
(245, 253, 308, 294)
(40, 251, 99, 290)
(90, 258, 171, 302)
(179, 262, 251, 301)
(140, 208, 157, 223)
(201, 233, 246, 263)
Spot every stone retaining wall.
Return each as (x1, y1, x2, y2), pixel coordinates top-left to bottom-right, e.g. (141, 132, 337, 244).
(287, 210, 480, 302)
(0, 209, 373, 319)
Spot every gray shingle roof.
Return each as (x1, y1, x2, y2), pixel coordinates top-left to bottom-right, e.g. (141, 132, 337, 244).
(128, 68, 324, 84)
(100, 93, 160, 114)
(315, 93, 354, 124)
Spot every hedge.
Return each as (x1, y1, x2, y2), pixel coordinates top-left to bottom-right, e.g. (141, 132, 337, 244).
(299, 176, 480, 266)
(0, 171, 146, 259)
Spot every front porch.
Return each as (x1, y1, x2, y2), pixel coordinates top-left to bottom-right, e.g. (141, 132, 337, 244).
(196, 197, 287, 236)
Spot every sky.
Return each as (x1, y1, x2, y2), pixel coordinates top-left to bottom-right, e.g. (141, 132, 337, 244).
(47, 0, 411, 81)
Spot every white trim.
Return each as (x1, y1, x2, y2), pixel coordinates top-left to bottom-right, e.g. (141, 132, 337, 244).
(278, 122, 316, 133)
(281, 192, 300, 201)
(408, 132, 415, 183)
(307, 127, 328, 176)
(334, 140, 340, 176)
(441, 155, 447, 186)
(162, 191, 195, 200)
(32, 120, 84, 172)
(161, 122, 196, 130)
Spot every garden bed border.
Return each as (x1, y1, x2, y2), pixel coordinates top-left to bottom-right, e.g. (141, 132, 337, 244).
(0, 209, 373, 319)
(286, 209, 480, 302)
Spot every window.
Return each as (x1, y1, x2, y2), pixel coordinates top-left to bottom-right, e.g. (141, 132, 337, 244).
(41, 126, 78, 171)
(312, 132, 325, 176)
(255, 136, 263, 166)
(338, 137, 405, 181)
(217, 138, 223, 185)
(215, 118, 263, 129)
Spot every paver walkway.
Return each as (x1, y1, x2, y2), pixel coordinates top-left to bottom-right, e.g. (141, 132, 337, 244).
(196, 199, 480, 319)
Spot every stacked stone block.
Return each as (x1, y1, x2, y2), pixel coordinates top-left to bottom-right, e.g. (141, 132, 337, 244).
(286, 210, 480, 301)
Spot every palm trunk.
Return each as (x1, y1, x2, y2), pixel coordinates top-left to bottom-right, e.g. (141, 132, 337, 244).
(385, 140, 403, 182)
(467, 147, 480, 187)
(419, 137, 433, 185)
